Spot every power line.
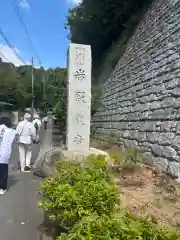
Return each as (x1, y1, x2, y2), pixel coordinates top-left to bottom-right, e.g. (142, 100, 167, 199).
(0, 40, 18, 69)
(0, 52, 14, 68)
(11, 0, 42, 65)
(0, 28, 27, 65)
(0, 50, 11, 64)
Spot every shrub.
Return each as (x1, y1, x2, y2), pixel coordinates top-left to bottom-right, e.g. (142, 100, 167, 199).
(111, 148, 142, 166)
(57, 213, 179, 240)
(38, 155, 179, 240)
(38, 155, 118, 228)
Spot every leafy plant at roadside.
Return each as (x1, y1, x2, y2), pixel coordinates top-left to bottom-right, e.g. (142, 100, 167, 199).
(58, 212, 179, 240)
(38, 154, 179, 240)
(111, 148, 142, 166)
(38, 155, 118, 228)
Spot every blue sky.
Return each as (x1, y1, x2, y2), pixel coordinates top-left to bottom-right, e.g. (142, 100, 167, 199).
(0, 0, 80, 68)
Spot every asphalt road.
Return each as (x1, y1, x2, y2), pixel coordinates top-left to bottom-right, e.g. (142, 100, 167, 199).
(0, 128, 47, 240)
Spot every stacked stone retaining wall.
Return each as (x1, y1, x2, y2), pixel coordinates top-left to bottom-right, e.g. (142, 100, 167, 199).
(93, 0, 180, 178)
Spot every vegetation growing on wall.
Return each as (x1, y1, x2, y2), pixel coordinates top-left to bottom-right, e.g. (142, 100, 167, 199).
(66, 0, 153, 69)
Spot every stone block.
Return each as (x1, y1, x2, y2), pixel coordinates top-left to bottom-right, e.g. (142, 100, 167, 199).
(33, 147, 67, 177)
(131, 130, 146, 141)
(139, 96, 149, 103)
(158, 133, 175, 145)
(175, 154, 180, 162)
(161, 97, 175, 108)
(172, 87, 180, 97)
(161, 146, 177, 160)
(142, 152, 154, 165)
(147, 94, 158, 102)
(168, 161, 180, 178)
(149, 101, 161, 110)
(129, 140, 139, 148)
(142, 141, 152, 149)
(147, 132, 159, 143)
(118, 122, 127, 130)
(138, 146, 151, 153)
(165, 79, 178, 89)
(176, 121, 180, 134)
(174, 97, 180, 108)
(159, 121, 170, 132)
(113, 130, 123, 138)
(122, 130, 130, 138)
(123, 139, 131, 148)
(171, 121, 177, 132)
(138, 131, 147, 141)
(143, 103, 150, 111)
(139, 121, 156, 131)
(153, 157, 169, 172)
(140, 111, 149, 119)
(130, 122, 140, 130)
(149, 108, 173, 119)
(33, 147, 110, 178)
(172, 136, 180, 150)
(151, 144, 162, 156)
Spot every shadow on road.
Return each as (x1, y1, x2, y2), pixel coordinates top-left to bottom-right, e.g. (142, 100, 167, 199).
(7, 175, 19, 189)
(52, 124, 66, 147)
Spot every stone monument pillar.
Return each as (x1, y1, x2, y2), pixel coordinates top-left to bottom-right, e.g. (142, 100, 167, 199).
(66, 43, 91, 154)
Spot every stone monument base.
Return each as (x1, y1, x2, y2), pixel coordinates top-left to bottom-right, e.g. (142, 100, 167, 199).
(33, 147, 109, 178)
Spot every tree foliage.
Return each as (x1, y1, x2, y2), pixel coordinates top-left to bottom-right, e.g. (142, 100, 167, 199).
(45, 68, 67, 130)
(0, 62, 30, 109)
(66, 0, 152, 64)
(0, 60, 101, 127)
(0, 61, 67, 113)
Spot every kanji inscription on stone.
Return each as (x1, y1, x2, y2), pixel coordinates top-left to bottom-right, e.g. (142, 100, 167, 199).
(74, 69, 86, 81)
(75, 112, 85, 125)
(75, 91, 86, 103)
(67, 43, 91, 153)
(73, 133, 84, 144)
(75, 47, 86, 65)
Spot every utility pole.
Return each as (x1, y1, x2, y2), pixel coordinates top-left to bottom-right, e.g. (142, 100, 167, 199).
(31, 57, 34, 118)
(43, 72, 46, 114)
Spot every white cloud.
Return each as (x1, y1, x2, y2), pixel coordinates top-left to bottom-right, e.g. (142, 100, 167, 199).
(72, 0, 82, 3)
(19, 0, 30, 9)
(67, 0, 82, 5)
(0, 44, 29, 66)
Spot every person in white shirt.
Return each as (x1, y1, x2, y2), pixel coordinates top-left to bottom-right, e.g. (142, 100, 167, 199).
(16, 113, 36, 172)
(0, 117, 16, 195)
(32, 114, 42, 142)
(52, 115, 57, 125)
(42, 115, 48, 129)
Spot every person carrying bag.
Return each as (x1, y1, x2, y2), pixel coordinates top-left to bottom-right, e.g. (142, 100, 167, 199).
(32, 114, 42, 144)
(16, 113, 36, 172)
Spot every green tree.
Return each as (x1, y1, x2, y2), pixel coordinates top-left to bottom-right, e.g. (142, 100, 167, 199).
(0, 63, 31, 109)
(66, 0, 152, 64)
(45, 68, 67, 130)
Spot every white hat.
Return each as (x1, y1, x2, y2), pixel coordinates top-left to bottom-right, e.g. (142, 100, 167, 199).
(24, 113, 31, 120)
(33, 114, 39, 119)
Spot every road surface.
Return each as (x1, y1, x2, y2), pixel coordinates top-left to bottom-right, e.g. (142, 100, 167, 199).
(0, 125, 50, 240)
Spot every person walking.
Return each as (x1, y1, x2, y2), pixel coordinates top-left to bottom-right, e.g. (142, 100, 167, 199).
(0, 117, 16, 195)
(32, 114, 42, 143)
(52, 115, 57, 125)
(16, 113, 36, 172)
(42, 115, 48, 130)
